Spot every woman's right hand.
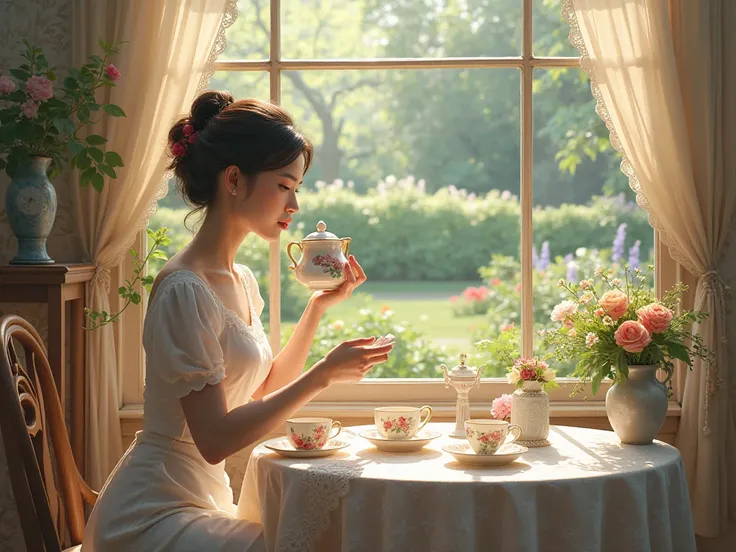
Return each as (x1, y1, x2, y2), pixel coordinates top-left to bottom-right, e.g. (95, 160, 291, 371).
(311, 337, 394, 387)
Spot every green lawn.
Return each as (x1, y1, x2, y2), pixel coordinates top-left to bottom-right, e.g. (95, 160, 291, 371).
(285, 280, 488, 358)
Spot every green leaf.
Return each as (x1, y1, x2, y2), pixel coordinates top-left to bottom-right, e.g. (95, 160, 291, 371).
(667, 342, 692, 364)
(68, 140, 85, 156)
(7, 90, 26, 103)
(99, 163, 117, 178)
(9, 69, 29, 80)
(91, 172, 104, 192)
(63, 76, 78, 91)
(80, 166, 96, 187)
(86, 134, 107, 146)
(76, 152, 91, 170)
(52, 118, 76, 136)
(104, 151, 124, 167)
(591, 369, 605, 396)
(87, 147, 104, 163)
(142, 275, 155, 286)
(118, 286, 127, 295)
(102, 104, 126, 118)
(130, 292, 142, 305)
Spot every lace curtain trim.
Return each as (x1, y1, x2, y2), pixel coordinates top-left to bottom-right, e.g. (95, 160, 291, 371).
(100, 0, 239, 275)
(559, 0, 699, 277)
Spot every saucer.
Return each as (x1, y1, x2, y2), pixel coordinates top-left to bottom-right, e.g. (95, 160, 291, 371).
(358, 429, 442, 452)
(264, 438, 351, 458)
(441, 442, 528, 467)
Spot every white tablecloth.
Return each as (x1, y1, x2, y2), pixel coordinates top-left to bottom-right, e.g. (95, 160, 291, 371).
(236, 424, 696, 552)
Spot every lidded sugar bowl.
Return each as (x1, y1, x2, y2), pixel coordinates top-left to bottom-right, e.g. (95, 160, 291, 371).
(287, 220, 352, 291)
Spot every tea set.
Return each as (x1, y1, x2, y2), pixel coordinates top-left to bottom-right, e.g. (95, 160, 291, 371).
(266, 220, 529, 467)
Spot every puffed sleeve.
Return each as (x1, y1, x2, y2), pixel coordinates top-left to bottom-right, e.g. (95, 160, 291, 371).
(147, 279, 226, 398)
(240, 264, 265, 317)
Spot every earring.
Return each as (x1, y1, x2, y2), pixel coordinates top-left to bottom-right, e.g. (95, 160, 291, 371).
(231, 188, 237, 196)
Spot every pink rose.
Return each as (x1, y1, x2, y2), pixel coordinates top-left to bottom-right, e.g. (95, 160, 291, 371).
(637, 304, 673, 334)
(188, 131, 198, 144)
(0, 75, 17, 94)
(183, 123, 194, 136)
(520, 367, 536, 380)
(21, 100, 39, 118)
(594, 308, 605, 317)
(599, 290, 628, 320)
(550, 299, 578, 328)
(25, 75, 53, 102)
(614, 320, 652, 353)
(105, 64, 121, 81)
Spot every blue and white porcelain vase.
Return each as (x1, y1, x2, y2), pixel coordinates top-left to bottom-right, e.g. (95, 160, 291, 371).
(5, 156, 57, 264)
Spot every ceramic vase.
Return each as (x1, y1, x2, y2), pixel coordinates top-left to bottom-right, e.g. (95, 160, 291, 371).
(605, 364, 668, 445)
(510, 380, 550, 447)
(5, 157, 57, 264)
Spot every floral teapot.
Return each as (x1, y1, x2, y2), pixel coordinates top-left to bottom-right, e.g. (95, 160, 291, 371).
(287, 220, 352, 291)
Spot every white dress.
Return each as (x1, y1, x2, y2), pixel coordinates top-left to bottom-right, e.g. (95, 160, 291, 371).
(83, 265, 273, 551)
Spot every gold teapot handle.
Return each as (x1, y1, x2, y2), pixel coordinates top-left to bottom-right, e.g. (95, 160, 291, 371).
(341, 237, 352, 256)
(286, 241, 303, 270)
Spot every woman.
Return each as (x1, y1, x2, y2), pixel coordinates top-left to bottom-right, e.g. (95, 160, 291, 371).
(83, 91, 393, 551)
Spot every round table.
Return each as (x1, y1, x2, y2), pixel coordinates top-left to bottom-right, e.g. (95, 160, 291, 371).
(236, 423, 696, 552)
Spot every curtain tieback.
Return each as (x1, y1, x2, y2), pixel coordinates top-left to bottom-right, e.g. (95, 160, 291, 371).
(696, 270, 729, 435)
(91, 265, 111, 294)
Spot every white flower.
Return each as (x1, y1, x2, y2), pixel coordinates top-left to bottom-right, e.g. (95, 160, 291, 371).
(611, 278, 621, 287)
(594, 266, 603, 277)
(542, 369, 556, 382)
(557, 279, 565, 288)
(507, 368, 521, 384)
(579, 279, 590, 290)
(568, 328, 577, 337)
(585, 332, 599, 347)
(551, 300, 578, 323)
(603, 315, 614, 326)
(580, 292, 594, 304)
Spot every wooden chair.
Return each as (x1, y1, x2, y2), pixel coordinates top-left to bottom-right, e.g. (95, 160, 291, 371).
(0, 314, 97, 552)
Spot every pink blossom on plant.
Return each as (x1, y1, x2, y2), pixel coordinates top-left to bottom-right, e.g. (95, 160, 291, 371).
(104, 64, 121, 81)
(491, 278, 501, 286)
(21, 99, 39, 118)
(491, 394, 513, 421)
(520, 367, 537, 380)
(25, 75, 53, 102)
(614, 320, 652, 353)
(637, 303, 673, 334)
(550, 300, 578, 328)
(599, 290, 628, 320)
(449, 296, 460, 303)
(0, 75, 17, 94)
(500, 322, 515, 332)
(594, 308, 605, 317)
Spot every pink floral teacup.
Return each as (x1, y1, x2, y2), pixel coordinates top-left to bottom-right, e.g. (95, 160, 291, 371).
(286, 417, 342, 450)
(374, 406, 432, 440)
(464, 419, 522, 455)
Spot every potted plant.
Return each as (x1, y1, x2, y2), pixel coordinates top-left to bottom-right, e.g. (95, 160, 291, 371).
(0, 39, 125, 264)
(542, 264, 712, 444)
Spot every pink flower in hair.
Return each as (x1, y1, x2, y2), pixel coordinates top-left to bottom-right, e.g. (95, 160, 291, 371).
(183, 123, 194, 136)
(188, 131, 198, 144)
(171, 142, 186, 157)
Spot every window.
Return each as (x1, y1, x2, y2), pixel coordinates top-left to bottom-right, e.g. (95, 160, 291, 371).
(133, 0, 672, 409)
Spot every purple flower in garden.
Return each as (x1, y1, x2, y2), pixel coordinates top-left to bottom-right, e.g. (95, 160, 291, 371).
(628, 240, 641, 270)
(532, 245, 539, 270)
(564, 253, 577, 282)
(612, 223, 627, 263)
(539, 241, 550, 271)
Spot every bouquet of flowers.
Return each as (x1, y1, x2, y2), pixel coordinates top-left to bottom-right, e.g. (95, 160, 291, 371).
(542, 264, 712, 394)
(0, 39, 125, 188)
(476, 323, 558, 392)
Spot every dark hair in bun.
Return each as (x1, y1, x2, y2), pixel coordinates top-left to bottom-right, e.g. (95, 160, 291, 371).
(167, 90, 313, 222)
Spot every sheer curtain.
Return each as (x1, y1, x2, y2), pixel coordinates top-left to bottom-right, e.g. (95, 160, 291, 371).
(71, 0, 238, 490)
(562, 0, 736, 538)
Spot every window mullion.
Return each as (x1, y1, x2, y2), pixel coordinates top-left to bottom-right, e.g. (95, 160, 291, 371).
(520, 0, 534, 357)
(268, 0, 283, 354)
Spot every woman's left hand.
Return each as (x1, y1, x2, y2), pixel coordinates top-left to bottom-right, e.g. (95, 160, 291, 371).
(310, 255, 367, 312)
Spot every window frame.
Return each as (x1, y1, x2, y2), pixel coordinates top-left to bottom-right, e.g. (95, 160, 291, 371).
(120, 0, 681, 411)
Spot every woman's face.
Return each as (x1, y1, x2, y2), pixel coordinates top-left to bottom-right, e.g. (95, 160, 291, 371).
(225, 154, 304, 241)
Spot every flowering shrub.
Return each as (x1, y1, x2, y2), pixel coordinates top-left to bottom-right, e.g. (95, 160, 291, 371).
(281, 305, 447, 378)
(450, 285, 492, 317)
(0, 40, 125, 188)
(541, 265, 713, 394)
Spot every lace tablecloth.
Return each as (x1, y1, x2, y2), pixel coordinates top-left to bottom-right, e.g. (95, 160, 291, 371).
(236, 424, 695, 552)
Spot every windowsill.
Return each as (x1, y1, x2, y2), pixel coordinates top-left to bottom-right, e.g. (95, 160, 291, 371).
(119, 399, 682, 421)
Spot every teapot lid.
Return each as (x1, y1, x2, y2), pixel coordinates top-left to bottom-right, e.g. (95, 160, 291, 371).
(304, 220, 341, 241)
(447, 353, 478, 378)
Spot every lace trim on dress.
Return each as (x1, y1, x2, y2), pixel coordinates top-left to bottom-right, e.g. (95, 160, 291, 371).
(560, 0, 699, 276)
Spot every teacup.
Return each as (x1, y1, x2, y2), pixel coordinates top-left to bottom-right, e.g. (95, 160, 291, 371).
(374, 406, 432, 440)
(286, 417, 342, 450)
(464, 419, 522, 455)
